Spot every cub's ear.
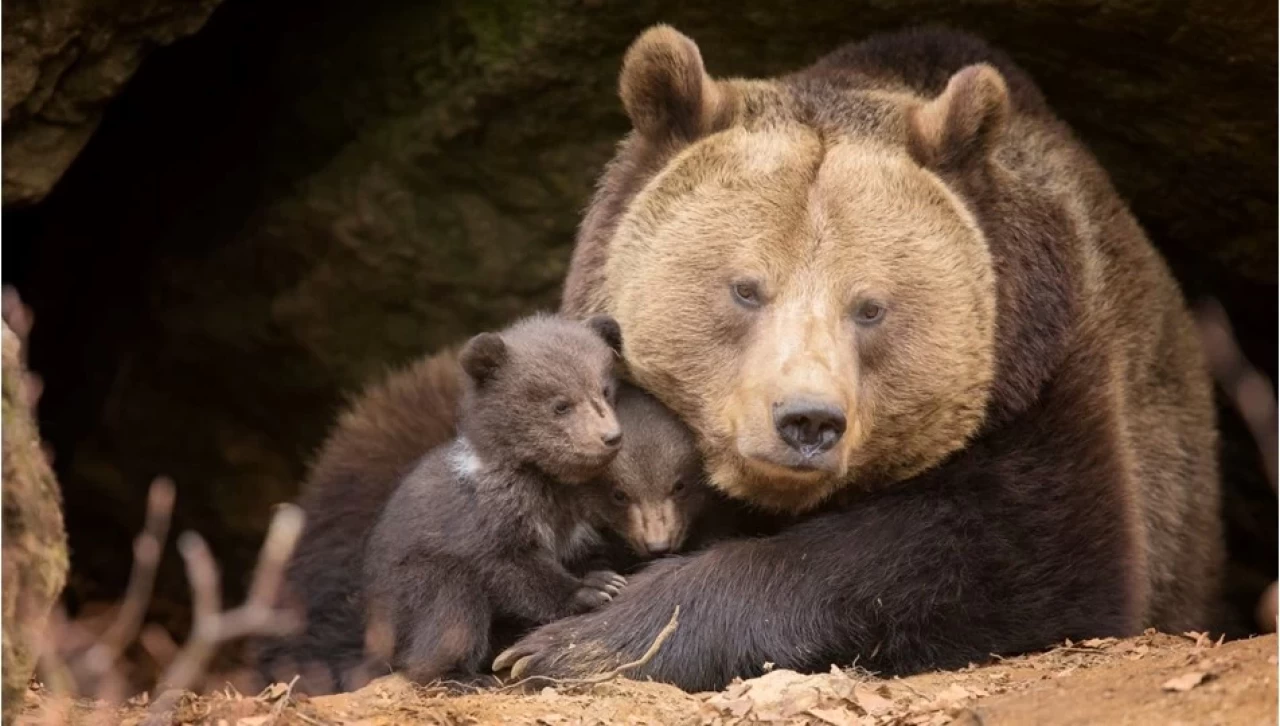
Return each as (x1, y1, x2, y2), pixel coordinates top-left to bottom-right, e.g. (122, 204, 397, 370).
(907, 63, 1009, 170)
(459, 332, 508, 386)
(585, 314, 623, 355)
(620, 24, 727, 142)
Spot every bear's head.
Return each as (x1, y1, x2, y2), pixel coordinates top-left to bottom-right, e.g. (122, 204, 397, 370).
(457, 314, 626, 484)
(567, 26, 1066, 513)
(600, 382, 710, 558)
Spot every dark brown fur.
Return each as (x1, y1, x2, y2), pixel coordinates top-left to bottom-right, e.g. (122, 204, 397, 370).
(256, 317, 735, 691)
(253, 347, 465, 692)
(494, 26, 1222, 690)
(362, 313, 627, 686)
(587, 383, 718, 572)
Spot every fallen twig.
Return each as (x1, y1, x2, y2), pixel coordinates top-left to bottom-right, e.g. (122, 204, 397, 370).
(265, 674, 301, 725)
(498, 606, 681, 692)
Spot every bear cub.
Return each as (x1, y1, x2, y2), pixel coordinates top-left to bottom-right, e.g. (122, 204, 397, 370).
(590, 382, 712, 572)
(362, 313, 709, 685)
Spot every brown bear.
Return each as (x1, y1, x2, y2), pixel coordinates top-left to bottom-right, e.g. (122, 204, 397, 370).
(600, 382, 712, 558)
(255, 331, 731, 692)
(490, 25, 1223, 691)
(253, 347, 467, 692)
(361, 313, 630, 687)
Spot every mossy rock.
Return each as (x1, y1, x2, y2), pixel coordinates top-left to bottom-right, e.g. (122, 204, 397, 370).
(1, 321, 69, 725)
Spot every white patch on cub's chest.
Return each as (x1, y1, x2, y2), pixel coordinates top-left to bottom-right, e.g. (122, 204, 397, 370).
(449, 437, 484, 478)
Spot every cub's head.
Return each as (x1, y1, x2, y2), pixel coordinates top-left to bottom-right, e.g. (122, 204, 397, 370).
(585, 26, 1014, 512)
(457, 314, 624, 483)
(598, 383, 710, 557)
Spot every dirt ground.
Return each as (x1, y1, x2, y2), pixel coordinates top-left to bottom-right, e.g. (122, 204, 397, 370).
(19, 631, 1277, 725)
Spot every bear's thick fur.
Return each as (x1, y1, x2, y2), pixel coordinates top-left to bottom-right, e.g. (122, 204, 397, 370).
(494, 25, 1223, 690)
(254, 347, 465, 692)
(362, 314, 629, 687)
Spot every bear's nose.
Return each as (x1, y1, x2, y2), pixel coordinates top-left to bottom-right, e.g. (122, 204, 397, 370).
(773, 399, 846, 455)
(602, 429, 623, 448)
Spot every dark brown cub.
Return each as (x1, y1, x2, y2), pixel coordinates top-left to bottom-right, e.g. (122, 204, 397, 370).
(360, 313, 628, 685)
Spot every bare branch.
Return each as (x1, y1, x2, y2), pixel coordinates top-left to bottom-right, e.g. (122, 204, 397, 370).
(1196, 299, 1279, 635)
(1195, 298, 1278, 490)
(76, 477, 176, 695)
(139, 624, 180, 670)
(156, 504, 306, 694)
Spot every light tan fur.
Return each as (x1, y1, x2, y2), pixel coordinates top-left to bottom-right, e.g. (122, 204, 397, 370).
(600, 75, 997, 511)
(561, 25, 1221, 629)
(625, 499, 684, 555)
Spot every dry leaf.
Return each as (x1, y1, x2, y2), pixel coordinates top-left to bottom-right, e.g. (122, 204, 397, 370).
(1080, 637, 1117, 649)
(1161, 672, 1209, 692)
(260, 682, 289, 700)
(807, 706, 867, 726)
(853, 685, 895, 714)
(718, 697, 753, 718)
(1181, 631, 1210, 648)
(934, 683, 973, 705)
(1125, 645, 1151, 661)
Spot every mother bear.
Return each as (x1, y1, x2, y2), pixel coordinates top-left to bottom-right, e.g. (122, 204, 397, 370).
(490, 25, 1223, 689)
(270, 25, 1223, 694)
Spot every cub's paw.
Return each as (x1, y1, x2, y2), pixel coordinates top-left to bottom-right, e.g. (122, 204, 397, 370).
(572, 570, 626, 611)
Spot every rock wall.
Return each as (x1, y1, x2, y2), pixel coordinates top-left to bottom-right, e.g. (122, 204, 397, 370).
(2, 0, 1275, 633)
(2, 0, 223, 205)
(2, 314, 69, 724)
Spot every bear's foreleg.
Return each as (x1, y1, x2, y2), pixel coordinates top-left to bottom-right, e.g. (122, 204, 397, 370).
(493, 444, 1143, 691)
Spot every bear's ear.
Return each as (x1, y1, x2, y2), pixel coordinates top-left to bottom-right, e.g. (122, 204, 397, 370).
(585, 314, 623, 355)
(459, 332, 508, 386)
(907, 64, 1009, 170)
(620, 25, 727, 142)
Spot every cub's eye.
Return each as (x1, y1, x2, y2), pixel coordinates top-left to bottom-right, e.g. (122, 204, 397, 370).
(672, 480, 686, 494)
(602, 382, 615, 401)
(730, 280, 762, 309)
(553, 399, 573, 415)
(854, 300, 887, 326)
(612, 489, 628, 503)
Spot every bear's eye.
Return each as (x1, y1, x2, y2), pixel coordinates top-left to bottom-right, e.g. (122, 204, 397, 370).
(672, 479, 685, 494)
(553, 399, 573, 415)
(730, 280, 762, 309)
(612, 489, 628, 503)
(854, 300, 887, 326)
